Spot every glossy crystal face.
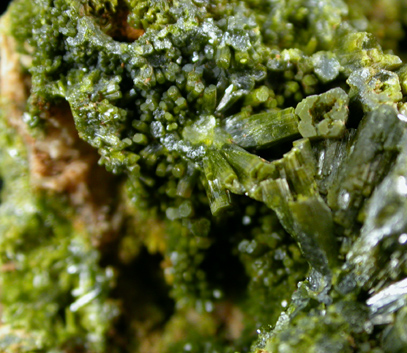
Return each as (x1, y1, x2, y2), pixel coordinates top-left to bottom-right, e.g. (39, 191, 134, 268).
(1, 0, 407, 352)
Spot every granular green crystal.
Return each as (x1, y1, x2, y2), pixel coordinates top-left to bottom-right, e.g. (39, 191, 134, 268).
(1, 0, 407, 352)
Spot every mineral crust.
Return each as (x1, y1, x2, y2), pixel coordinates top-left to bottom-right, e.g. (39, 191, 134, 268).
(1, 0, 407, 352)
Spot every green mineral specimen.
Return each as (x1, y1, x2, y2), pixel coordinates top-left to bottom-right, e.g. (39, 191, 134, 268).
(1, 0, 407, 352)
(295, 87, 349, 139)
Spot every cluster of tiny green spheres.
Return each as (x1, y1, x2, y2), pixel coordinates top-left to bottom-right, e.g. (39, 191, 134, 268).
(2, 0, 407, 352)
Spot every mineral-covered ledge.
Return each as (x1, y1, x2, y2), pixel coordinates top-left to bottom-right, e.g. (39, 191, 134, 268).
(1, 0, 407, 352)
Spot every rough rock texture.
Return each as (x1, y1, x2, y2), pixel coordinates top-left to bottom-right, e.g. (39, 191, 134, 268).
(1, 0, 407, 352)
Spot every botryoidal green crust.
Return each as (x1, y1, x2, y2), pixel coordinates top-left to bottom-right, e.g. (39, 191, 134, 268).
(2, 0, 407, 352)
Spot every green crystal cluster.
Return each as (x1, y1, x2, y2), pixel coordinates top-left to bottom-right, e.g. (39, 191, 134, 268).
(1, 0, 407, 352)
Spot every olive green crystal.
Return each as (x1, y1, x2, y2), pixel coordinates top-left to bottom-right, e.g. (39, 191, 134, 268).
(1, 0, 407, 352)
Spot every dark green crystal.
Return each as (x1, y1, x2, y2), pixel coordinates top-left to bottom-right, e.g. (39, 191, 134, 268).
(1, 0, 407, 352)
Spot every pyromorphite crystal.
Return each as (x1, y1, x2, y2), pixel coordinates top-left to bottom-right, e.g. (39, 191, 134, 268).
(2, 0, 407, 352)
(295, 87, 349, 139)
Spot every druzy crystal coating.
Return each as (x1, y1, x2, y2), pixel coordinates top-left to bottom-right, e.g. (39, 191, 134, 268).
(1, 0, 407, 352)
